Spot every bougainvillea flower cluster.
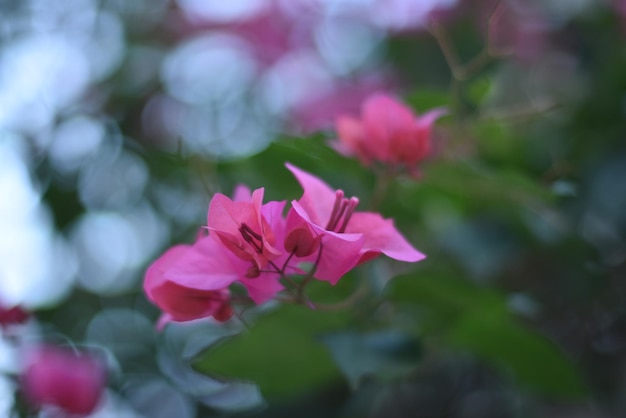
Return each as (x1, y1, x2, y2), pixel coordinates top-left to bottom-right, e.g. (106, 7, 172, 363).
(144, 164, 424, 325)
(334, 94, 445, 176)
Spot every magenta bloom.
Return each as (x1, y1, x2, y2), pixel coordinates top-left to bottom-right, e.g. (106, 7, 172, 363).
(0, 304, 29, 328)
(144, 239, 237, 323)
(286, 164, 425, 284)
(21, 345, 106, 416)
(144, 236, 285, 324)
(144, 189, 287, 323)
(334, 94, 445, 175)
(207, 187, 282, 270)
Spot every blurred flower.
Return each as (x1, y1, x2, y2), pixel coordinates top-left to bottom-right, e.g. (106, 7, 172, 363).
(364, 0, 458, 32)
(20, 345, 106, 416)
(289, 75, 394, 134)
(286, 163, 425, 284)
(333, 94, 445, 176)
(0, 304, 29, 328)
(486, 0, 549, 62)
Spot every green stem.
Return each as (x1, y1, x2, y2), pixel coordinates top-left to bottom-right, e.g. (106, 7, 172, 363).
(370, 169, 394, 211)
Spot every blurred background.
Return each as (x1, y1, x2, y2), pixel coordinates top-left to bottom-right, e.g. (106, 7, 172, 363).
(1, 0, 626, 416)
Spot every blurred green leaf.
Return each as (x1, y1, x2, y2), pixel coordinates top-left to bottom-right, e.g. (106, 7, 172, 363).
(387, 273, 507, 318)
(472, 119, 528, 167)
(391, 161, 555, 225)
(216, 136, 371, 202)
(427, 162, 553, 203)
(468, 77, 492, 106)
(194, 305, 351, 399)
(322, 330, 421, 388)
(405, 89, 450, 113)
(387, 273, 586, 398)
(448, 311, 586, 398)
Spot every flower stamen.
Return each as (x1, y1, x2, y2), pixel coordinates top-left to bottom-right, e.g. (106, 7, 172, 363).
(337, 197, 359, 233)
(239, 223, 264, 253)
(325, 190, 359, 232)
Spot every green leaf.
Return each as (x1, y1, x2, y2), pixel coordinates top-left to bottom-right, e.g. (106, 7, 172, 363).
(216, 136, 371, 202)
(428, 162, 554, 203)
(387, 273, 508, 318)
(194, 305, 351, 399)
(468, 77, 492, 106)
(447, 311, 587, 399)
(322, 330, 421, 388)
(472, 119, 527, 167)
(392, 162, 555, 224)
(387, 273, 586, 398)
(405, 89, 450, 113)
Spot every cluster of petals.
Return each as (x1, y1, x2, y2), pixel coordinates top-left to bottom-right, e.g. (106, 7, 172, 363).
(20, 344, 106, 416)
(144, 165, 425, 324)
(334, 93, 445, 175)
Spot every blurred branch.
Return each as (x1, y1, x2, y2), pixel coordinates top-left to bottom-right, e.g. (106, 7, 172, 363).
(486, 0, 515, 57)
(429, 22, 492, 82)
(480, 98, 561, 122)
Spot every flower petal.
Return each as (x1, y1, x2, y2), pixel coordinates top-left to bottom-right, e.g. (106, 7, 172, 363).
(164, 238, 240, 290)
(207, 192, 259, 233)
(150, 280, 229, 322)
(362, 94, 416, 162)
(232, 184, 252, 202)
(334, 116, 369, 163)
(346, 212, 426, 263)
(238, 274, 284, 304)
(290, 201, 364, 284)
(285, 163, 337, 226)
(415, 107, 447, 129)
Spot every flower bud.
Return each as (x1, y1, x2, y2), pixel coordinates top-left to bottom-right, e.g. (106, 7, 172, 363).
(284, 226, 322, 257)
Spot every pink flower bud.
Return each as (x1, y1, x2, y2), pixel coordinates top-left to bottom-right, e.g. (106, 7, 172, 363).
(284, 226, 322, 257)
(21, 345, 106, 416)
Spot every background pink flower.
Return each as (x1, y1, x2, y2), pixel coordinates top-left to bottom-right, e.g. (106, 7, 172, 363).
(334, 93, 445, 173)
(21, 345, 106, 416)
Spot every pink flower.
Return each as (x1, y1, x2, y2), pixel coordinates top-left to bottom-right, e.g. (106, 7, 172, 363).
(144, 240, 236, 323)
(0, 304, 29, 328)
(144, 238, 284, 323)
(144, 186, 293, 325)
(289, 75, 395, 134)
(21, 345, 106, 416)
(334, 94, 445, 174)
(207, 187, 282, 270)
(286, 164, 425, 284)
